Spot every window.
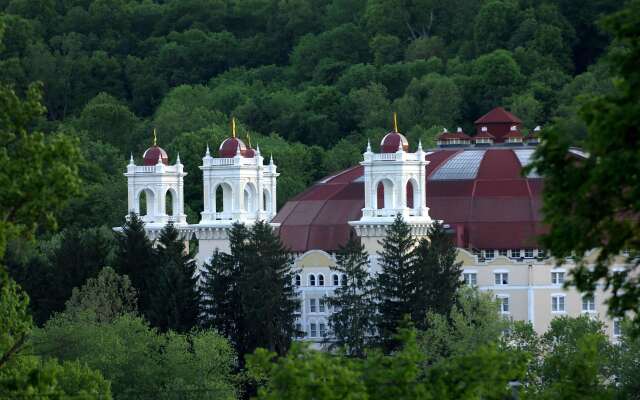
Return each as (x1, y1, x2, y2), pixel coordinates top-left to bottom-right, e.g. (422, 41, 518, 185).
(498, 296, 510, 314)
(295, 323, 303, 337)
(582, 295, 596, 313)
(318, 274, 324, 286)
(538, 249, 546, 258)
(524, 249, 534, 258)
(463, 272, 477, 286)
(332, 274, 339, 286)
(319, 299, 326, 313)
(510, 249, 521, 258)
(613, 319, 622, 337)
(319, 323, 327, 337)
(295, 301, 302, 313)
(499, 249, 508, 257)
(309, 274, 316, 286)
(494, 272, 509, 285)
(552, 295, 565, 313)
(295, 274, 301, 286)
(484, 249, 495, 259)
(309, 299, 317, 313)
(551, 271, 565, 285)
(341, 274, 347, 286)
(310, 323, 317, 337)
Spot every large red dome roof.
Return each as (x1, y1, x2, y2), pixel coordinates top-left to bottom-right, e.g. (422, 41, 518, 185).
(142, 146, 169, 166)
(273, 148, 584, 253)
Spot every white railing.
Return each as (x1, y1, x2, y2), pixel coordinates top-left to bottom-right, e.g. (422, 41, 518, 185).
(133, 165, 181, 173)
(372, 153, 421, 162)
(210, 158, 234, 166)
(373, 153, 396, 161)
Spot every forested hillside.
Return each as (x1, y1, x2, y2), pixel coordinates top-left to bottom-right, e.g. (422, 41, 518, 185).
(0, 0, 621, 229)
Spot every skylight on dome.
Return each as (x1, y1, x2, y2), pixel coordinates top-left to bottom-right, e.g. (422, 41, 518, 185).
(514, 149, 540, 178)
(431, 150, 486, 180)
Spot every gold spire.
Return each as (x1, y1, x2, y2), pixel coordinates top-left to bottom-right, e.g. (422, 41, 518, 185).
(231, 117, 236, 138)
(153, 128, 157, 146)
(393, 112, 399, 132)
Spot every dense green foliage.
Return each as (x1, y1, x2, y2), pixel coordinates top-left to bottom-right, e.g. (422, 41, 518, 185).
(34, 291, 237, 400)
(201, 221, 299, 367)
(411, 222, 462, 329)
(7, 225, 115, 324)
(528, 0, 640, 329)
(148, 223, 200, 332)
(375, 214, 417, 350)
(0, 0, 623, 234)
(375, 215, 462, 350)
(64, 266, 137, 323)
(0, 72, 110, 398)
(326, 233, 376, 357)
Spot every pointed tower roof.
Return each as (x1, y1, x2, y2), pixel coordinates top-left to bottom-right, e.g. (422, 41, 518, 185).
(474, 107, 522, 125)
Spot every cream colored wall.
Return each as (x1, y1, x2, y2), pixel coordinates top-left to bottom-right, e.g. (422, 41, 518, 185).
(290, 247, 623, 342)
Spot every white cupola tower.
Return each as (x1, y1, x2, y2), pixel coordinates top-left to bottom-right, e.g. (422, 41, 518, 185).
(350, 113, 433, 253)
(124, 129, 188, 238)
(194, 119, 279, 264)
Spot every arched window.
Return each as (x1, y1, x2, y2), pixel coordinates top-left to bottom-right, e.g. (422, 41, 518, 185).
(243, 183, 256, 213)
(377, 181, 385, 209)
(406, 180, 414, 209)
(376, 179, 394, 209)
(295, 274, 301, 287)
(138, 188, 155, 217)
(165, 189, 174, 216)
(341, 274, 347, 286)
(215, 185, 224, 212)
(263, 190, 271, 212)
(139, 190, 148, 215)
(214, 183, 233, 217)
(309, 274, 316, 286)
(318, 274, 324, 286)
(332, 274, 339, 286)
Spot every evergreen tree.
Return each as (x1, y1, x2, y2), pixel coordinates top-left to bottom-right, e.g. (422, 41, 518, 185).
(412, 222, 462, 329)
(327, 233, 376, 357)
(114, 213, 156, 318)
(375, 213, 417, 351)
(201, 223, 250, 356)
(148, 223, 200, 332)
(240, 220, 299, 357)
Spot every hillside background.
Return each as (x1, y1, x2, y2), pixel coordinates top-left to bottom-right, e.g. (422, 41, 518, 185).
(0, 0, 621, 229)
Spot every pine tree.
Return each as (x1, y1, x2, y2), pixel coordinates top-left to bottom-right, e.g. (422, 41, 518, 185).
(148, 222, 200, 332)
(327, 233, 376, 357)
(412, 222, 462, 329)
(114, 213, 156, 318)
(375, 213, 417, 351)
(201, 222, 249, 356)
(240, 220, 299, 357)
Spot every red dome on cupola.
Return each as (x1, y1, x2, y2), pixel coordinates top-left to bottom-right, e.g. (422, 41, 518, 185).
(142, 146, 169, 166)
(219, 137, 253, 158)
(380, 131, 409, 153)
(380, 113, 409, 153)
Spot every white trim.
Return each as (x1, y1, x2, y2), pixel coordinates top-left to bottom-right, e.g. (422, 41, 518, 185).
(492, 269, 509, 273)
(463, 269, 478, 274)
(551, 293, 566, 314)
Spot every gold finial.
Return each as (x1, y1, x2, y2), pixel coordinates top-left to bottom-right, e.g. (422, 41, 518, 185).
(153, 128, 157, 146)
(393, 112, 399, 132)
(246, 133, 252, 148)
(232, 117, 236, 138)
